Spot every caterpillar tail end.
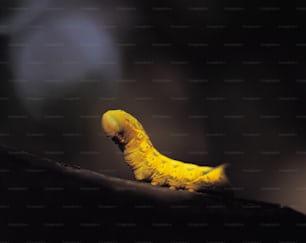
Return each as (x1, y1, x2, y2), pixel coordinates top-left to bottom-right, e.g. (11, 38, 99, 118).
(213, 163, 235, 197)
(217, 162, 231, 186)
(199, 163, 234, 196)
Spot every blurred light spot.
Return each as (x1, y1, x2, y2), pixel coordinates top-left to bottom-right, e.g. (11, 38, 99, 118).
(10, 12, 120, 117)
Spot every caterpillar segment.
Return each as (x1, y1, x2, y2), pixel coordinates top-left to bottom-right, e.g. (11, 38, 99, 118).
(102, 109, 229, 192)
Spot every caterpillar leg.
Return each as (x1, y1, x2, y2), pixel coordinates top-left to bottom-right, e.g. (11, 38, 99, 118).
(150, 175, 167, 187)
(151, 181, 161, 186)
(133, 167, 153, 181)
(185, 184, 198, 192)
(149, 170, 168, 187)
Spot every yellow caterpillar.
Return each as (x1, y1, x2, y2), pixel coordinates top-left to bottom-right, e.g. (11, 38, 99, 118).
(101, 109, 229, 192)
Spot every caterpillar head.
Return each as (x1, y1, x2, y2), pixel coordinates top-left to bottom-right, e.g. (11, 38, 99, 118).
(101, 109, 143, 151)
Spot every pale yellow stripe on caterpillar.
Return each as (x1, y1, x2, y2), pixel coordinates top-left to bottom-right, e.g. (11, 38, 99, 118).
(101, 109, 230, 192)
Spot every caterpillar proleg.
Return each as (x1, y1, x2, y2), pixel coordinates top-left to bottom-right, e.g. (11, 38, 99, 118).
(102, 109, 229, 192)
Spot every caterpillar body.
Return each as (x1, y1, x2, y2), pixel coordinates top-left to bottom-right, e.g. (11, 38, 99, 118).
(101, 109, 229, 192)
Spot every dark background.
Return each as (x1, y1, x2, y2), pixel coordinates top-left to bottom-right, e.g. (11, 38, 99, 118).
(1, 0, 306, 213)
